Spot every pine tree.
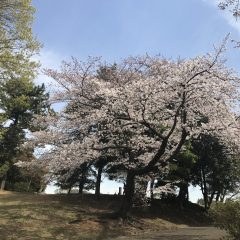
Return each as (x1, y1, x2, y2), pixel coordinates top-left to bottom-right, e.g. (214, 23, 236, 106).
(0, 0, 48, 191)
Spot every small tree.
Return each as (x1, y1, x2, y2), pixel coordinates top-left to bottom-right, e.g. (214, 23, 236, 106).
(191, 134, 240, 209)
(0, 80, 49, 190)
(55, 162, 95, 194)
(167, 142, 197, 207)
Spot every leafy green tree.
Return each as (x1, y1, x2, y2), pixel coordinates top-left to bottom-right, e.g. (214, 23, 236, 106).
(0, 0, 48, 191)
(94, 155, 115, 197)
(168, 142, 197, 206)
(55, 162, 95, 194)
(192, 134, 240, 209)
(0, 78, 49, 190)
(0, 0, 40, 81)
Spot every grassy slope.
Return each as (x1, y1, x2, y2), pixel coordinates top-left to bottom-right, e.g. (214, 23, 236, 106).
(0, 191, 222, 240)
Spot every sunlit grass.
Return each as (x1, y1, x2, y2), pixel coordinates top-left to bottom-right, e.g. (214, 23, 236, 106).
(0, 191, 222, 240)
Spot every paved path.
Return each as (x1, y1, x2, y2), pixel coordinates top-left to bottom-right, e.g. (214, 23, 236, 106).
(110, 227, 227, 240)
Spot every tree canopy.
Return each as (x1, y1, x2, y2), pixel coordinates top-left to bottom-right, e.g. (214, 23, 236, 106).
(0, 0, 49, 192)
(0, 0, 40, 81)
(24, 40, 240, 215)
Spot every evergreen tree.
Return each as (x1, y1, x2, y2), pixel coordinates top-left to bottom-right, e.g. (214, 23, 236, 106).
(191, 134, 240, 209)
(0, 0, 48, 190)
(0, 79, 49, 190)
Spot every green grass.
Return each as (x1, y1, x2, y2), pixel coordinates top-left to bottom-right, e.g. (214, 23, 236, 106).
(0, 192, 105, 239)
(0, 191, 215, 240)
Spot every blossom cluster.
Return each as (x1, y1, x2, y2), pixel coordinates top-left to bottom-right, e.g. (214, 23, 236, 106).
(23, 49, 240, 181)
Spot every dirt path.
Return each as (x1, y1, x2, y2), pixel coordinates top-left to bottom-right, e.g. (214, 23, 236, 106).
(110, 227, 227, 240)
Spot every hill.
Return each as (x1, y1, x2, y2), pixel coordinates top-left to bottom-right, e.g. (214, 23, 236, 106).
(0, 191, 226, 239)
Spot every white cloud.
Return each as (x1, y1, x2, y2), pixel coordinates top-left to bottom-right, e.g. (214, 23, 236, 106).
(33, 49, 65, 88)
(32, 49, 69, 112)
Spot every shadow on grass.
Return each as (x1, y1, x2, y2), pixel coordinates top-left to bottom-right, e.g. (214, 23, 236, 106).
(0, 193, 216, 240)
(131, 199, 212, 227)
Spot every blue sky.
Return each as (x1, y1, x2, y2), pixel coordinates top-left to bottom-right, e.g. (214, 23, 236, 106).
(32, 0, 240, 69)
(32, 0, 240, 200)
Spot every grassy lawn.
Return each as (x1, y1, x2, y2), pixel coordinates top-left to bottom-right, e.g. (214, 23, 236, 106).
(0, 191, 224, 240)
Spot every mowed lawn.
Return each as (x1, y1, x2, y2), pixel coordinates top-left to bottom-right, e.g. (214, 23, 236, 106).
(0, 191, 226, 240)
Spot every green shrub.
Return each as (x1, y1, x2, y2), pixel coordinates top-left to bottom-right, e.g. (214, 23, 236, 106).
(210, 200, 240, 239)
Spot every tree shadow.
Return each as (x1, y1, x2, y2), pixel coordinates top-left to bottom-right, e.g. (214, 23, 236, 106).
(131, 200, 212, 227)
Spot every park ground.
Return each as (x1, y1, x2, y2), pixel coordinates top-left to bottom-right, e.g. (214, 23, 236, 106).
(0, 191, 227, 240)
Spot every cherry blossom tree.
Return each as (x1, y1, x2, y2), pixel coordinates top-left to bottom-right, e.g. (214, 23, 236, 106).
(22, 40, 240, 216)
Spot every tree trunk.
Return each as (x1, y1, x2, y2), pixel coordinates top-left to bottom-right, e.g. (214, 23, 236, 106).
(67, 186, 72, 194)
(208, 190, 216, 207)
(38, 184, 45, 193)
(202, 185, 209, 209)
(78, 178, 84, 194)
(150, 178, 155, 203)
(118, 171, 135, 218)
(200, 164, 209, 210)
(215, 191, 220, 202)
(27, 178, 32, 192)
(0, 176, 7, 190)
(220, 189, 227, 202)
(95, 165, 103, 197)
(178, 182, 189, 208)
